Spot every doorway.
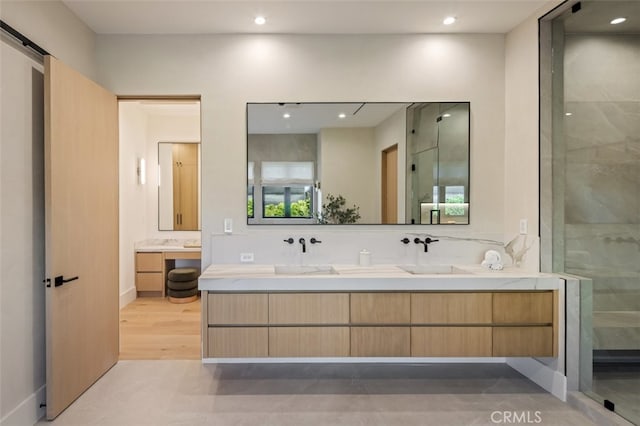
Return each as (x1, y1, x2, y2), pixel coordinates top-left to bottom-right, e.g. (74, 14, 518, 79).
(381, 144, 398, 224)
(117, 99, 202, 360)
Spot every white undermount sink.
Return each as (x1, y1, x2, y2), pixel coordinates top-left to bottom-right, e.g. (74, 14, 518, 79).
(398, 264, 469, 275)
(274, 265, 338, 275)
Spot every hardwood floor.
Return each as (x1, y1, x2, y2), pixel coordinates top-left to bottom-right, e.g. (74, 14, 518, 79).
(119, 296, 201, 360)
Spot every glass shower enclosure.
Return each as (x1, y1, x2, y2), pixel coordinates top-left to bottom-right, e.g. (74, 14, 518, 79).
(540, 1, 640, 423)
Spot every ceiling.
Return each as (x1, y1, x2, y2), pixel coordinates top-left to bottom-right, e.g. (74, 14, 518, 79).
(62, 1, 554, 35)
(563, 1, 640, 33)
(248, 102, 410, 133)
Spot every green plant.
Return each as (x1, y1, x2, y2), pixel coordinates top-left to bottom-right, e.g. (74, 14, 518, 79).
(264, 198, 311, 218)
(317, 193, 361, 224)
(247, 197, 254, 217)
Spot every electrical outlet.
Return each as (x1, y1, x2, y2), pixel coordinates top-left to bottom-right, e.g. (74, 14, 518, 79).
(519, 219, 528, 235)
(240, 253, 254, 263)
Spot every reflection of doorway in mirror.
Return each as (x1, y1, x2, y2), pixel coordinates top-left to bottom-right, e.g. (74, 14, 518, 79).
(172, 143, 199, 230)
(381, 144, 398, 224)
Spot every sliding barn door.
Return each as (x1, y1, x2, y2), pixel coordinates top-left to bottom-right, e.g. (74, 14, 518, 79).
(44, 56, 119, 419)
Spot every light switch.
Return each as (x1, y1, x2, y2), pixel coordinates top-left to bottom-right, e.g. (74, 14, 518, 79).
(224, 218, 232, 234)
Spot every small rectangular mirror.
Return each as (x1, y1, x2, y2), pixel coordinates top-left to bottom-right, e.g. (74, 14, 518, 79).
(247, 102, 469, 225)
(158, 142, 201, 230)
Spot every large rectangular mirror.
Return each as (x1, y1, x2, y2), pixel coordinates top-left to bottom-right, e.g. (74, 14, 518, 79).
(158, 142, 201, 230)
(247, 102, 469, 225)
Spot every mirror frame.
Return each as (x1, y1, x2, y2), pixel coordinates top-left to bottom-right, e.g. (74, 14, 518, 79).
(246, 102, 470, 225)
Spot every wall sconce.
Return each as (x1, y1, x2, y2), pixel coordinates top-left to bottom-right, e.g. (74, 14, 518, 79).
(137, 158, 146, 185)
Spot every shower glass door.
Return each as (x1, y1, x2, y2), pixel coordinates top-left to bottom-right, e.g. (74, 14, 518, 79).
(543, 2, 640, 423)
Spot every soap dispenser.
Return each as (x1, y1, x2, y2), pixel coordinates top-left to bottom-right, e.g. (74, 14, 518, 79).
(359, 249, 371, 267)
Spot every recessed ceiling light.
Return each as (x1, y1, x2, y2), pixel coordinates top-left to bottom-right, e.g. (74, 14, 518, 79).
(565, 112, 573, 116)
(443, 16, 456, 25)
(254, 16, 266, 25)
(610, 17, 626, 25)
(338, 113, 346, 119)
(443, 113, 451, 118)
(283, 113, 290, 119)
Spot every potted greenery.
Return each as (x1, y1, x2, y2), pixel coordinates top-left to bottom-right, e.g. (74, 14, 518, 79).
(317, 193, 361, 224)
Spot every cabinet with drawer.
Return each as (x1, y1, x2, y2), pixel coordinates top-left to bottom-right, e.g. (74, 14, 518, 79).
(203, 290, 557, 359)
(135, 252, 164, 295)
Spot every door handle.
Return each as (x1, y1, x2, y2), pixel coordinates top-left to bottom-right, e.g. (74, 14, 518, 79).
(54, 275, 79, 287)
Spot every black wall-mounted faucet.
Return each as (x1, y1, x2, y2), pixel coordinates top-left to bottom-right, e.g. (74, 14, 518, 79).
(299, 237, 306, 253)
(414, 237, 439, 252)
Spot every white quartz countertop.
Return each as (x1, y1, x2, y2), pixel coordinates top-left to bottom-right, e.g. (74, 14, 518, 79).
(198, 264, 561, 291)
(135, 239, 201, 252)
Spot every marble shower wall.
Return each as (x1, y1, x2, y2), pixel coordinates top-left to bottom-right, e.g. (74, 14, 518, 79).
(563, 34, 640, 350)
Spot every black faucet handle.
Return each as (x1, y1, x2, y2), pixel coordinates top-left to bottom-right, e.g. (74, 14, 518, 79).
(414, 237, 424, 244)
(283, 238, 294, 244)
(400, 238, 410, 244)
(425, 237, 439, 243)
(310, 237, 322, 244)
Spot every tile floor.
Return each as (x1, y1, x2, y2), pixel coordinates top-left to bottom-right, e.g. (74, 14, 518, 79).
(39, 361, 601, 426)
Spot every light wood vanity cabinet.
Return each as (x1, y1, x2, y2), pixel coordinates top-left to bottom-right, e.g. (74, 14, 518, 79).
(492, 292, 555, 357)
(351, 293, 410, 324)
(206, 294, 269, 357)
(269, 327, 350, 357)
(412, 327, 493, 357)
(204, 290, 557, 359)
(350, 293, 410, 356)
(135, 249, 201, 297)
(135, 252, 164, 294)
(269, 293, 349, 324)
(351, 326, 410, 357)
(411, 293, 492, 324)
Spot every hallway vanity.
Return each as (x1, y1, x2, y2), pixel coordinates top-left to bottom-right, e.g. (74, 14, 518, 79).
(135, 239, 201, 297)
(198, 265, 560, 360)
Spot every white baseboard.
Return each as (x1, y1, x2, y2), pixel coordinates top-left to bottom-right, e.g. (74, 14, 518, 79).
(507, 358, 567, 401)
(119, 286, 136, 309)
(0, 385, 45, 426)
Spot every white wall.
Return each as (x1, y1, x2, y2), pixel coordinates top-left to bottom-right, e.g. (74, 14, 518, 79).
(504, 6, 557, 271)
(95, 34, 508, 267)
(118, 102, 148, 307)
(0, 1, 97, 80)
(319, 127, 377, 223)
(0, 3, 96, 424)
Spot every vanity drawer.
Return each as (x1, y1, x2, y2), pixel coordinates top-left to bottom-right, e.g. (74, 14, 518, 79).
(350, 293, 410, 324)
(208, 327, 268, 357)
(351, 326, 410, 357)
(411, 293, 492, 324)
(493, 292, 553, 324)
(269, 293, 349, 324)
(492, 326, 553, 357)
(135, 252, 163, 272)
(135, 272, 164, 292)
(269, 327, 350, 357)
(208, 293, 268, 325)
(411, 326, 492, 357)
